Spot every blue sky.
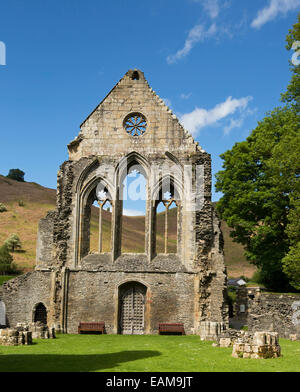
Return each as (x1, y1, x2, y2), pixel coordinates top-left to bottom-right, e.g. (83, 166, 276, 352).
(0, 0, 299, 214)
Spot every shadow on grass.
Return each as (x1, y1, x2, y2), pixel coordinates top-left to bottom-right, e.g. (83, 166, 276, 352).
(0, 350, 162, 372)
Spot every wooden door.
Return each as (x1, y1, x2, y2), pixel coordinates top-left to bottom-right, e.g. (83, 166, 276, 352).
(120, 285, 145, 335)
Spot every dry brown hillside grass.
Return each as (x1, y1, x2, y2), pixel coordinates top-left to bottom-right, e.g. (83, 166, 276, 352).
(0, 175, 255, 277)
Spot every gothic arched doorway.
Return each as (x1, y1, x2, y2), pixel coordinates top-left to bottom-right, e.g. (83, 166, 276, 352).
(33, 303, 47, 325)
(118, 282, 147, 335)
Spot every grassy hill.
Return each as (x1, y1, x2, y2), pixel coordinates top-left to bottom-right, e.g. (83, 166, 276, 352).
(0, 175, 56, 271)
(0, 175, 255, 278)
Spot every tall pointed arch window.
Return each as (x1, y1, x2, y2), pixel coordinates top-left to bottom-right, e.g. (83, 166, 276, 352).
(81, 182, 113, 258)
(155, 179, 179, 255)
(95, 184, 113, 254)
(121, 163, 147, 254)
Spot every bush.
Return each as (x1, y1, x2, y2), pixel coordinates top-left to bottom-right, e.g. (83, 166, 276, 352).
(0, 244, 16, 275)
(240, 275, 250, 283)
(282, 242, 300, 291)
(0, 203, 7, 212)
(18, 200, 25, 207)
(4, 234, 22, 252)
(250, 270, 264, 284)
(0, 263, 18, 275)
(227, 287, 237, 303)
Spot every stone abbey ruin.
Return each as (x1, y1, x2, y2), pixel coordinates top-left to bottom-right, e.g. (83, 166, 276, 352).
(0, 69, 229, 335)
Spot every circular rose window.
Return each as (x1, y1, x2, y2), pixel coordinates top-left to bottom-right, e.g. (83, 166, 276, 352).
(124, 113, 147, 137)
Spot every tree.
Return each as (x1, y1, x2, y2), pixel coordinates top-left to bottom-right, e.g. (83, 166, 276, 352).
(281, 13, 300, 112)
(282, 242, 300, 291)
(4, 234, 22, 253)
(215, 15, 300, 291)
(280, 183, 300, 291)
(215, 107, 300, 290)
(6, 169, 25, 182)
(279, 13, 300, 290)
(0, 244, 14, 275)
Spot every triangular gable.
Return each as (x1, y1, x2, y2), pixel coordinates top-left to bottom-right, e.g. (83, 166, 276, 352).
(79, 69, 205, 152)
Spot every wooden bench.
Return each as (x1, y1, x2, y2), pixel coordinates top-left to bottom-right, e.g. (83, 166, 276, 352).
(158, 323, 185, 335)
(78, 322, 105, 334)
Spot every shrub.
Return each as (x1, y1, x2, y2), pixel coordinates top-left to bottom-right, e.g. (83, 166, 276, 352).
(250, 270, 264, 284)
(4, 234, 22, 252)
(0, 203, 7, 212)
(240, 275, 250, 283)
(282, 242, 300, 291)
(0, 244, 16, 275)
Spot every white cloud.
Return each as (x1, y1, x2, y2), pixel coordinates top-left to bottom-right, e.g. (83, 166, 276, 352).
(251, 0, 300, 29)
(123, 209, 145, 217)
(198, 0, 220, 19)
(180, 93, 192, 100)
(224, 117, 244, 135)
(223, 106, 257, 135)
(179, 96, 253, 136)
(167, 23, 217, 64)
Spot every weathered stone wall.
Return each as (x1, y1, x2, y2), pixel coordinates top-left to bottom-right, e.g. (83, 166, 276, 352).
(247, 292, 300, 339)
(36, 211, 57, 269)
(65, 270, 196, 334)
(0, 271, 52, 327)
(234, 286, 260, 323)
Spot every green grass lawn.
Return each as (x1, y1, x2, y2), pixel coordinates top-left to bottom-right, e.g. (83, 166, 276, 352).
(0, 275, 17, 286)
(0, 334, 299, 372)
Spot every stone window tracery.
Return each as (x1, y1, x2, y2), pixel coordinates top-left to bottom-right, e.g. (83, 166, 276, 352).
(161, 192, 178, 254)
(80, 181, 113, 258)
(155, 181, 179, 255)
(96, 185, 112, 254)
(124, 113, 147, 137)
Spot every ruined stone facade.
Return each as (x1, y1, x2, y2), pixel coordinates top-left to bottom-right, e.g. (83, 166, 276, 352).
(0, 70, 228, 334)
(233, 287, 300, 339)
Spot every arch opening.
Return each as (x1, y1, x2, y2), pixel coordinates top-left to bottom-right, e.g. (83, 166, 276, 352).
(121, 162, 147, 254)
(154, 179, 179, 255)
(81, 181, 113, 257)
(33, 303, 47, 325)
(131, 71, 139, 80)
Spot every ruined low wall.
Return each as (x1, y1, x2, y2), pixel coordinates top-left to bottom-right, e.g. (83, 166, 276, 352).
(0, 328, 32, 346)
(248, 292, 300, 339)
(0, 271, 52, 328)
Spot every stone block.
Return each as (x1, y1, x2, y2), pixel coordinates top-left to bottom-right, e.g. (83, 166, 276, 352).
(219, 337, 232, 347)
(253, 332, 266, 346)
(231, 331, 281, 359)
